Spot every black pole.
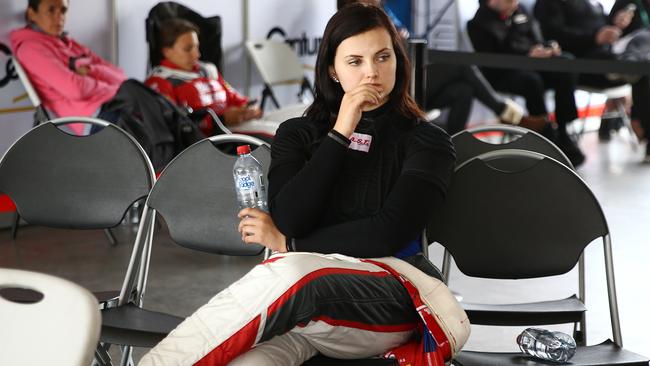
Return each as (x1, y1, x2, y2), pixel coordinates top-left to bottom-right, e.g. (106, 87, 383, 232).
(408, 39, 427, 108)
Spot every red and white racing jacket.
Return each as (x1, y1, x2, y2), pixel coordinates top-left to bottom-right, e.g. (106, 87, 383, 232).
(145, 60, 248, 134)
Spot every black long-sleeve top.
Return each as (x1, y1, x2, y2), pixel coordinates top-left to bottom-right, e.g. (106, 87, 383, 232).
(467, 5, 543, 81)
(609, 0, 650, 37)
(534, 0, 610, 57)
(267, 102, 455, 258)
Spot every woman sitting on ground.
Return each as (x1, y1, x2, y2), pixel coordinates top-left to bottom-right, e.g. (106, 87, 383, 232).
(145, 18, 262, 136)
(139, 4, 468, 366)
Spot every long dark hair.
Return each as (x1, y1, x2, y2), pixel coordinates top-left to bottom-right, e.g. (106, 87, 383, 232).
(305, 3, 424, 126)
(158, 18, 200, 50)
(26, 0, 42, 22)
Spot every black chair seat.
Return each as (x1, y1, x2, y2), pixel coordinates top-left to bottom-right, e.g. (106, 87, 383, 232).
(463, 295, 586, 326)
(303, 355, 397, 366)
(100, 303, 184, 348)
(454, 340, 649, 366)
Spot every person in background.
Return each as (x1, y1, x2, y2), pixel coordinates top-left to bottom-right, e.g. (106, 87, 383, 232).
(145, 18, 262, 136)
(609, 0, 650, 37)
(10, 0, 126, 134)
(10, 0, 209, 169)
(139, 4, 468, 365)
(468, 0, 585, 167)
(535, 0, 650, 160)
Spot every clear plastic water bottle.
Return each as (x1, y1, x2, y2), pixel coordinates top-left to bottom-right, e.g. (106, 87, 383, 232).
(233, 145, 268, 211)
(517, 328, 577, 363)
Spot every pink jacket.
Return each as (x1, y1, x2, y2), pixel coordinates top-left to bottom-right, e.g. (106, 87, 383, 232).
(10, 27, 126, 120)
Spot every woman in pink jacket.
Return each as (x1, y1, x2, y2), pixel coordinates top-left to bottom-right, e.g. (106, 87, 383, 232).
(10, 0, 126, 134)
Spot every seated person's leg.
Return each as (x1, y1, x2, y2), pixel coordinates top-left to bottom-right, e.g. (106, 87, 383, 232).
(491, 70, 546, 118)
(540, 71, 579, 135)
(139, 253, 417, 365)
(459, 65, 507, 116)
(540, 71, 585, 166)
(229, 332, 317, 366)
(427, 81, 474, 134)
(631, 76, 650, 141)
(489, 70, 549, 132)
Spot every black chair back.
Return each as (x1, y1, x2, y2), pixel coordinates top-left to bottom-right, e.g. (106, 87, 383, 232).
(427, 150, 607, 279)
(452, 125, 573, 169)
(146, 134, 269, 255)
(0, 120, 154, 229)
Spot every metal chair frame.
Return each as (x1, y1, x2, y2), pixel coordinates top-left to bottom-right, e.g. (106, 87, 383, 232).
(426, 149, 646, 365)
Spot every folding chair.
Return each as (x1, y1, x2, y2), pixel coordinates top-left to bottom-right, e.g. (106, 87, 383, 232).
(10, 55, 51, 125)
(577, 84, 637, 148)
(426, 149, 649, 365)
(245, 39, 315, 111)
(98, 134, 268, 365)
(0, 117, 155, 309)
(451, 125, 572, 169)
(446, 124, 575, 291)
(100, 133, 397, 365)
(9, 56, 51, 241)
(9, 59, 118, 242)
(0, 268, 101, 365)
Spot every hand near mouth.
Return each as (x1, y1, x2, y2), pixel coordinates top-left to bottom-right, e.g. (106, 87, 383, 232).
(333, 83, 385, 138)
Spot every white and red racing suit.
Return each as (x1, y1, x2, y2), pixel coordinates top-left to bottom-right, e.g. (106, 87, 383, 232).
(139, 253, 469, 365)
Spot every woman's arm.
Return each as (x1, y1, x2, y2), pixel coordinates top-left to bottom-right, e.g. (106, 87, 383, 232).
(16, 41, 114, 101)
(268, 121, 351, 238)
(269, 81, 385, 236)
(81, 43, 126, 84)
(291, 144, 454, 258)
(275, 124, 455, 258)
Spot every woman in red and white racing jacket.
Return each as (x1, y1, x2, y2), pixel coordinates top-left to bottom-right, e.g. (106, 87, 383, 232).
(145, 18, 262, 136)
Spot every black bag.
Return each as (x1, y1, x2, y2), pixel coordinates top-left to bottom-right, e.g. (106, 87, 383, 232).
(101, 79, 204, 171)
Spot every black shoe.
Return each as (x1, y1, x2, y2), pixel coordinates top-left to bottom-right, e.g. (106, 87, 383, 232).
(557, 134, 586, 168)
(598, 127, 611, 142)
(599, 118, 613, 142)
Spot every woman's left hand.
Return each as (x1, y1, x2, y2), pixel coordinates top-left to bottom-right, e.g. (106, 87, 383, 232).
(238, 208, 287, 252)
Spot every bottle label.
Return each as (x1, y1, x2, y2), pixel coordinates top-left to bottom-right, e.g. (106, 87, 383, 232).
(238, 175, 256, 191)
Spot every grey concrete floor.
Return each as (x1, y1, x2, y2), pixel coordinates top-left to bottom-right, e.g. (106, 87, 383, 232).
(1, 129, 649, 363)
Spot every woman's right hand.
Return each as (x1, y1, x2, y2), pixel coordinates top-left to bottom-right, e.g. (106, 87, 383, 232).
(333, 83, 384, 138)
(596, 26, 622, 45)
(528, 44, 553, 58)
(223, 105, 263, 126)
(75, 65, 90, 76)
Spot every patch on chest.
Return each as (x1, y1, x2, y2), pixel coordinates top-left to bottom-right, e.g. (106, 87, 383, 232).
(512, 14, 528, 24)
(349, 132, 372, 153)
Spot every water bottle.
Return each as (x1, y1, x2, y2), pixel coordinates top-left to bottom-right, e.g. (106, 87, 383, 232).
(233, 145, 268, 211)
(517, 328, 577, 363)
